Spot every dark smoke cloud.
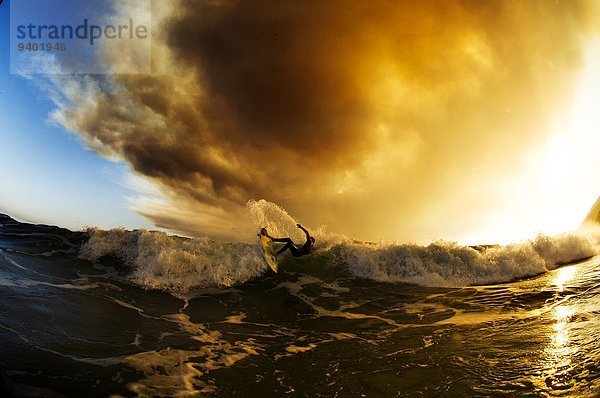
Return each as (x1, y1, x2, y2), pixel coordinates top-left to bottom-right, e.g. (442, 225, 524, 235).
(54, 0, 599, 241)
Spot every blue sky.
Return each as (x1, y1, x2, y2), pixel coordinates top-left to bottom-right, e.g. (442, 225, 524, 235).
(0, 0, 152, 230)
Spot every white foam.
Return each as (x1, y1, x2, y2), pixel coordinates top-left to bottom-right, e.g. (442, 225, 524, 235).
(79, 228, 266, 296)
(340, 229, 600, 287)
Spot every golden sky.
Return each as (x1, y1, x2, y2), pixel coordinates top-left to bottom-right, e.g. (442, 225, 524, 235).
(52, 0, 600, 243)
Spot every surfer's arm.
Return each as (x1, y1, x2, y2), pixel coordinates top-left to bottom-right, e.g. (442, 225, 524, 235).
(296, 224, 310, 240)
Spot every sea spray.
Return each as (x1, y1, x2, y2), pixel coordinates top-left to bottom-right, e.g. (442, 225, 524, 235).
(79, 228, 265, 296)
(340, 230, 600, 287)
(246, 199, 305, 242)
(246, 199, 341, 252)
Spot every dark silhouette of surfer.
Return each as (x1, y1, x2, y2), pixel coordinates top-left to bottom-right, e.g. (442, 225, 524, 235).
(262, 224, 315, 257)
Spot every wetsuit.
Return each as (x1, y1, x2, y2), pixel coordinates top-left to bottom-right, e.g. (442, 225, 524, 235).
(267, 225, 314, 257)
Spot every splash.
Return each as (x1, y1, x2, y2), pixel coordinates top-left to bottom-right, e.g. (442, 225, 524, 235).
(246, 199, 304, 242)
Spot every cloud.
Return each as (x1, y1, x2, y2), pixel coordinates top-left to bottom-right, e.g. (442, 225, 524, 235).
(50, 0, 599, 242)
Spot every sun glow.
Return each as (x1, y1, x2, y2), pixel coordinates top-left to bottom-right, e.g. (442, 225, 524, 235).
(462, 40, 600, 245)
(541, 135, 575, 186)
(536, 41, 600, 234)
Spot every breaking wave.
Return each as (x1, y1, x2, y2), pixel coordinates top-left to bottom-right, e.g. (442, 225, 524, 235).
(77, 200, 600, 294)
(79, 228, 266, 296)
(339, 231, 600, 287)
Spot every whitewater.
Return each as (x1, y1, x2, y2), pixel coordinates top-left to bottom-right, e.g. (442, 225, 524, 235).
(78, 200, 600, 296)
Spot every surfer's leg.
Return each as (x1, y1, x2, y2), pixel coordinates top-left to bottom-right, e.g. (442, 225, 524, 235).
(288, 245, 303, 257)
(272, 237, 294, 244)
(276, 243, 292, 255)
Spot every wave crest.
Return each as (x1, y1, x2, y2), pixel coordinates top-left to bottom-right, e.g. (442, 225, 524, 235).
(79, 228, 265, 296)
(340, 230, 599, 286)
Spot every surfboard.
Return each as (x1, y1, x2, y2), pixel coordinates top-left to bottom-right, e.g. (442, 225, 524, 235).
(259, 228, 278, 272)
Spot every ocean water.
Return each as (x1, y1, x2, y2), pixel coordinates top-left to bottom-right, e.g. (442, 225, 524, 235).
(1, 205, 599, 397)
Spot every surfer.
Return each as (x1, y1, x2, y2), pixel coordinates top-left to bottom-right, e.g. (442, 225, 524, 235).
(264, 224, 315, 257)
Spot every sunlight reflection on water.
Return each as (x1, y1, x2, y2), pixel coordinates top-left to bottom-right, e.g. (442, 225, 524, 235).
(553, 265, 577, 292)
(535, 265, 580, 392)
